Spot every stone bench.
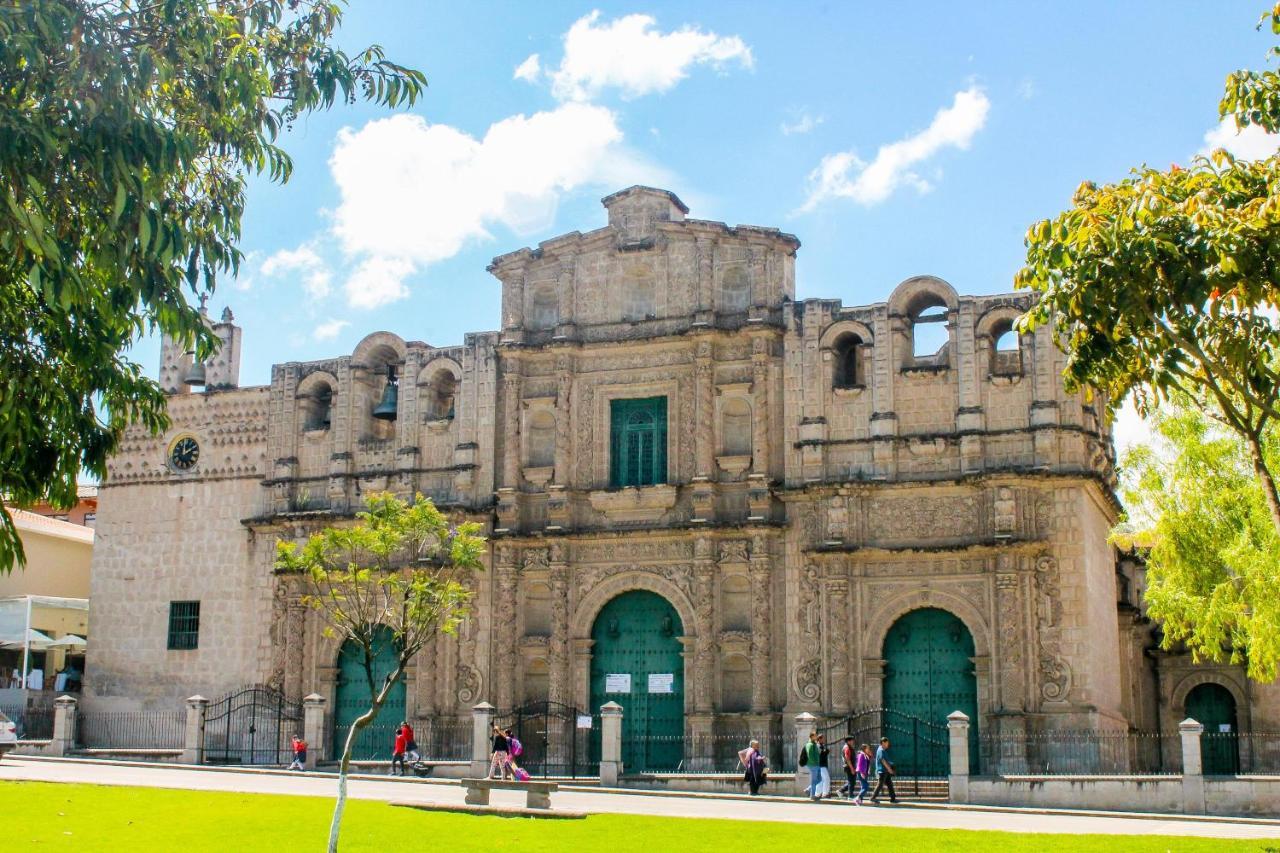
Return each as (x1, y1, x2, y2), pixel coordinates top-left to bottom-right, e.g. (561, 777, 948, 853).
(461, 777, 558, 809)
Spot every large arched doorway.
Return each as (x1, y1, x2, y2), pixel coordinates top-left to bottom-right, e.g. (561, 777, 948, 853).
(332, 626, 407, 760)
(589, 590, 684, 771)
(882, 607, 978, 773)
(1186, 682, 1239, 775)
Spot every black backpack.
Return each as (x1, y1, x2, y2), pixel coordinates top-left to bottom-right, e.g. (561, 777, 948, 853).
(798, 747, 808, 767)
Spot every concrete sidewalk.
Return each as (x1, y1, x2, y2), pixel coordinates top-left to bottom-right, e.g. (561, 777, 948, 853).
(2, 756, 1279, 840)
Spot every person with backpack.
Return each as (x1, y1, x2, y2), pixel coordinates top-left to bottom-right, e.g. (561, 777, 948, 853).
(739, 738, 768, 795)
(816, 734, 832, 798)
(800, 731, 822, 801)
(506, 728, 524, 763)
(489, 724, 511, 779)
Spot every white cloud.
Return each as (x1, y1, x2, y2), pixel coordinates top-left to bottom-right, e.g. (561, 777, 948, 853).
(514, 53, 541, 83)
(547, 11, 752, 102)
(313, 319, 350, 341)
(781, 112, 824, 136)
(797, 86, 990, 212)
(260, 244, 332, 299)
(328, 105, 673, 308)
(1200, 116, 1280, 161)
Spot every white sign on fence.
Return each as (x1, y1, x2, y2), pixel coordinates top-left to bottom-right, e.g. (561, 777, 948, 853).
(577, 715, 593, 729)
(648, 673, 674, 694)
(605, 673, 631, 693)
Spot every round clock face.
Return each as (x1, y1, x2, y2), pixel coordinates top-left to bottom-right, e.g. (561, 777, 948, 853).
(169, 436, 200, 471)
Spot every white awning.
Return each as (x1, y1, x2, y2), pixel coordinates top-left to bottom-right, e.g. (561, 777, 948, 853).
(0, 628, 54, 650)
(45, 634, 86, 649)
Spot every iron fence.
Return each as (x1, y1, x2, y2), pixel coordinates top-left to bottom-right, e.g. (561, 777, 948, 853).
(77, 710, 185, 749)
(335, 717, 470, 763)
(814, 708, 951, 785)
(1, 704, 54, 740)
(633, 732, 788, 774)
(979, 730, 1177, 776)
(495, 701, 597, 778)
(1229, 732, 1280, 775)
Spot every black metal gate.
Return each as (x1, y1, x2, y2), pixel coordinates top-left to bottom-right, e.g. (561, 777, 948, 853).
(815, 707, 949, 793)
(494, 701, 596, 778)
(204, 685, 303, 765)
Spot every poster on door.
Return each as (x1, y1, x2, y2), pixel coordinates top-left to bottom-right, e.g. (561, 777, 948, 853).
(605, 673, 631, 693)
(648, 673, 675, 694)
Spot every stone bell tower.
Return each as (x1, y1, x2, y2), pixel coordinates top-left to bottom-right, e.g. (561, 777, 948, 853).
(159, 302, 242, 394)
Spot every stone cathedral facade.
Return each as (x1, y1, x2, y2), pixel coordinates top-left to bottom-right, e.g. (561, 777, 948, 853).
(86, 187, 1277, 761)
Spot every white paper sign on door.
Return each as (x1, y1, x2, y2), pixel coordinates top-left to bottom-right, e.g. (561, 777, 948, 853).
(648, 673, 674, 694)
(605, 673, 631, 693)
(577, 715, 593, 729)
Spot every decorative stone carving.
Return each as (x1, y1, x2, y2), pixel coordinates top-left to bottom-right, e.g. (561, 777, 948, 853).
(589, 484, 678, 522)
(995, 567, 1025, 711)
(793, 563, 822, 704)
(493, 563, 518, 709)
(1035, 555, 1072, 703)
(572, 539, 693, 564)
(994, 487, 1017, 537)
(827, 578, 850, 707)
(749, 555, 771, 712)
(456, 663, 482, 704)
(522, 548, 550, 572)
(718, 540, 750, 564)
(549, 563, 569, 702)
(694, 564, 715, 710)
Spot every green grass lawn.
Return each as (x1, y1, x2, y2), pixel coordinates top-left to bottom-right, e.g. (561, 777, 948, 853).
(0, 780, 1275, 852)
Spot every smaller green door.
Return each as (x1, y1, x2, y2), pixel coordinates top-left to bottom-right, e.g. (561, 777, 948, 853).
(1186, 683, 1239, 775)
(333, 626, 407, 760)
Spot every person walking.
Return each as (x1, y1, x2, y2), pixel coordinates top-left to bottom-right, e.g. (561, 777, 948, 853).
(288, 735, 307, 772)
(816, 734, 832, 798)
(489, 724, 511, 779)
(391, 726, 408, 776)
(854, 743, 873, 805)
(740, 738, 768, 796)
(870, 736, 898, 803)
(801, 732, 822, 801)
(839, 736, 857, 798)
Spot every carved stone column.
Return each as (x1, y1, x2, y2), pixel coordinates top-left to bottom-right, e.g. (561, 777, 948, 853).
(694, 343, 714, 478)
(694, 237, 714, 324)
(548, 545, 570, 703)
(749, 537, 772, 713)
(826, 576, 850, 710)
(693, 561, 716, 713)
(500, 371, 522, 489)
(751, 340, 769, 474)
(995, 561, 1027, 712)
(493, 548, 518, 710)
(553, 360, 572, 486)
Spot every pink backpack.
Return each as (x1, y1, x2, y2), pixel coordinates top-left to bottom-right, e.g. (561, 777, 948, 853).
(509, 736, 523, 757)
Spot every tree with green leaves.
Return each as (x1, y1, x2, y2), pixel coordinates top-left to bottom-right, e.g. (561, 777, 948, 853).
(275, 492, 484, 853)
(1121, 395, 1280, 681)
(0, 1, 425, 572)
(1016, 5, 1280, 537)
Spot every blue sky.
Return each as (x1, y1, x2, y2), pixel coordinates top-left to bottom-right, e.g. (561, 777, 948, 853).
(141, 2, 1279, 398)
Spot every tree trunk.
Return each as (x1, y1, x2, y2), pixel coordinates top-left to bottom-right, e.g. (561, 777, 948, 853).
(1245, 432, 1280, 540)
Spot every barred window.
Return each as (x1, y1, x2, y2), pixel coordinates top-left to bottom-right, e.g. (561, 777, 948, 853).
(609, 397, 668, 488)
(167, 601, 200, 650)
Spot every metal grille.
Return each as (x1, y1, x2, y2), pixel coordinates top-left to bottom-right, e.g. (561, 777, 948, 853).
(204, 685, 302, 765)
(166, 601, 200, 650)
(494, 701, 597, 778)
(609, 397, 667, 487)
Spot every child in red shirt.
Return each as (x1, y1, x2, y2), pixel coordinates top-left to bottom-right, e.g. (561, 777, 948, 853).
(289, 735, 307, 771)
(392, 728, 408, 776)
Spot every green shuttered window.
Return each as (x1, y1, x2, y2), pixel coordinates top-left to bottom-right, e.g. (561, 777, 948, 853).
(167, 601, 200, 650)
(609, 397, 668, 487)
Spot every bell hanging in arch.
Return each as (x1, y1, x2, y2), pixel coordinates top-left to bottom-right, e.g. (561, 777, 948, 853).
(372, 364, 399, 421)
(182, 355, 207, 387)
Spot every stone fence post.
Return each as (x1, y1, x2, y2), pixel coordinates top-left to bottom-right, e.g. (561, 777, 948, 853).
(793, 711, 816, 794)
(303, 694, 326, 770)
(470, 702, 495, 777)
(1180, 717, 1205, 815)
(182, 695, 208, 765)
(51, 695, 78, 756)
(599, 702, 623, 786)
(947, 710, 970, 804)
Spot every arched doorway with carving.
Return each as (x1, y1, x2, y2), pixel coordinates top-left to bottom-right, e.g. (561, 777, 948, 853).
(881, 607, 978, 773)
(331, 625, 406, 760)
(588, 590, 685, 771)
(1186, 682, 1240, 775)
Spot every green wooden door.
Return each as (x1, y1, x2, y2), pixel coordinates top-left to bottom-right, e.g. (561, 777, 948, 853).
(590, 591, 684, 772)
(881, 608, 978, 774)
(1186, 683, 1239, 775)
(332, 626, 407, 760)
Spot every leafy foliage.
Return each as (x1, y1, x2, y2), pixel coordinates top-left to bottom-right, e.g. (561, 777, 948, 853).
(0, 1, 425, 571)
(1015, 8, 1280, 536)
(274, 492, 484, 852)
(1122, 396, 1280, 681)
